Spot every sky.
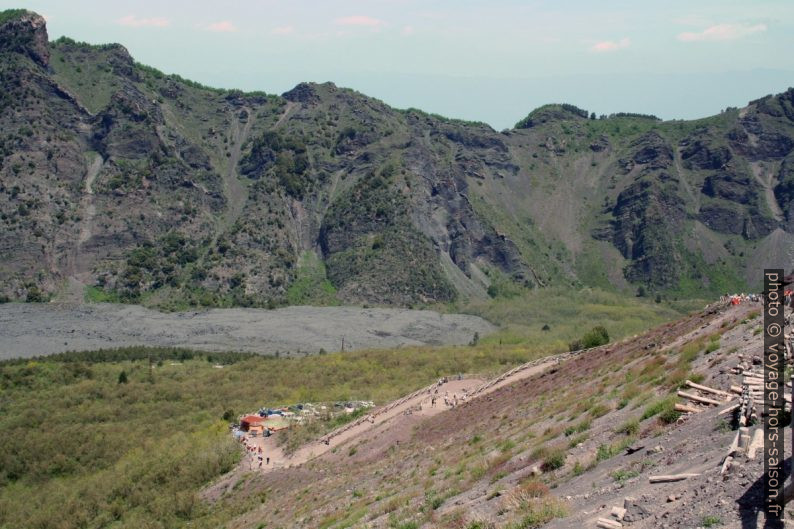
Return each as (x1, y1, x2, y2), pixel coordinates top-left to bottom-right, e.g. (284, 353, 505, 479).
(7, 0, 794, 129)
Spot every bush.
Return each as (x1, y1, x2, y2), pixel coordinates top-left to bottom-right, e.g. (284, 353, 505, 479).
(615, 418, 639, 436)
(641, 396, 677, 421)
(25, 284, 46, 303)
(563, 419, 590, 436)
(541, 449, 566, 471)
(569, 326, 609, 351)
(596, 443, 613, 461)
(658, 407, 681, 425)
(611, 468, 640, 484)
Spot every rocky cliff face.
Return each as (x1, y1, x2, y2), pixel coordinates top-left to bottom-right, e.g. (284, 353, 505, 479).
(0, 10, 48, 66)
(0, 10, 791, 306)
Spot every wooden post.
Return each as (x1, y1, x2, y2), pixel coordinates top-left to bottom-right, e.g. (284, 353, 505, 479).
(649, 473, 700, 483)
(341, 336, 345, 353)
(677, 390, 722, 406)
(737, 426, 750, 453)
(675, 403, 700, 414)
(685, 380, 734, 399)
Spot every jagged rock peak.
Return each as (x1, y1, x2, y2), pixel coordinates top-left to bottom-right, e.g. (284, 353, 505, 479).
(0, 9, 49, 66)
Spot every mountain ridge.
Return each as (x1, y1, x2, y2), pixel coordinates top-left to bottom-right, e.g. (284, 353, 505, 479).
(0, 9, 792, 308)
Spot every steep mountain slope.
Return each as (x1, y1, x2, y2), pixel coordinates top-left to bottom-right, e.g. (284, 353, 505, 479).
(0, 10, 792, 307)
(200, 301, 779, 528)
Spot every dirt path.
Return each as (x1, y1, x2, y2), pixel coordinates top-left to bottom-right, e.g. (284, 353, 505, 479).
(273, 101, 296, 129)
(238, 354, 560, 476)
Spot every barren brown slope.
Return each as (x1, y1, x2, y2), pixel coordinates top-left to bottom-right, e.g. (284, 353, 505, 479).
(199, 300, 784, 529)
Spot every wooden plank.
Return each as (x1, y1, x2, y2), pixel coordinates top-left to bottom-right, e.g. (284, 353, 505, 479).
(610, 506, 627, 521)
(596, 518, 623, 529)
(685, 380, 734, 398)
(677, 390, 721, 406)
(675, 403, 700, 414)
(649, 473, 700, 483)
(720, 455, 733, 475)
(747, 429, 764, 460)
(718, 403, 740, 416)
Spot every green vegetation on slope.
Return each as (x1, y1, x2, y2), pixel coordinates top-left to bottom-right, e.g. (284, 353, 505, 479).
(0, 341, 542, 529)
(0, 9, 28, 25)
(454, 286, 701, 350)
(0, 289, 711, 528)
(286, 251, 339, 305)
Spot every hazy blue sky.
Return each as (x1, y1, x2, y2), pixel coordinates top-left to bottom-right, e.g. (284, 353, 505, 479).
(8, 0, 794, 129)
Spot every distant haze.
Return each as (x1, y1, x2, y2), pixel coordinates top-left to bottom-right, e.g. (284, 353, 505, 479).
(11, 0, 794, 129)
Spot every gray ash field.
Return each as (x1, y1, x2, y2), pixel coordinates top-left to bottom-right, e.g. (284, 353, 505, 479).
(0, 303, 494, 359)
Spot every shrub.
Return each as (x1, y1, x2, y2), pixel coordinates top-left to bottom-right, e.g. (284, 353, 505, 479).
(564, 419, 591, 436)
(658, 408, 681, 425)
(641, 396, 677, 421)
(615, 418, 639, 436)
(568, 433, 588, 448)
(504, 495, 568, 529)
(611, 468, 639, 484)
(596, 444, 613, 461)
(541, 449, 566, 471)
(588, 403, 610, 418)
(569, 326, 610, 351)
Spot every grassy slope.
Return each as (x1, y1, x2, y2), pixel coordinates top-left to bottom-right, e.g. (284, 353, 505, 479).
(451, 286, 703, 350)
(0, 289, 694, 529)
(0, 344, 537, 529)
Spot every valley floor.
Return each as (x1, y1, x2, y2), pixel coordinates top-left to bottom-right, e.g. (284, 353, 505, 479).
(0, 302, 494, 359)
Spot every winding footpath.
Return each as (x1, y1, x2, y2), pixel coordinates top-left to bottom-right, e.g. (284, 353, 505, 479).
(240, 348, 588, 474)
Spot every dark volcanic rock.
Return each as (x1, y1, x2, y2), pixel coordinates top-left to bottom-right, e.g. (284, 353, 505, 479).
(631, 132, 673, 169)
(776, 154, 794, 228)
(442, 128, 507, 152)
(702, 170, 754, 203)
(0, 10, 49, 66)
(282, 82, 321, 105)
(728, 117, 794, 160)
(698, 203, 744, 235)
(680, 139, 732, 170)
(603, 177, 685, 287)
